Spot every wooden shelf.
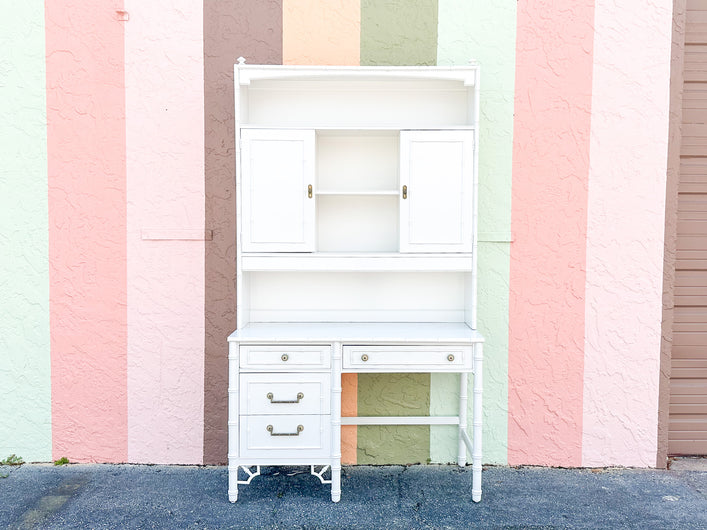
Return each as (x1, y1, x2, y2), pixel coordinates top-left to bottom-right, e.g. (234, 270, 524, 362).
(316, 190, 398, 196)
(228, 321, 483, 343)
(241, 252, 473, 272)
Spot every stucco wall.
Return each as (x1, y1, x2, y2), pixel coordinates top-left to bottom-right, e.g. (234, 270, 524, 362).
(0, 3, 51, 462)
(0, 1, 673, 468)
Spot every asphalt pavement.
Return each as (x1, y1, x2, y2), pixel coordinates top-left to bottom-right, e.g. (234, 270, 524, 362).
(0, 462, 705, 529)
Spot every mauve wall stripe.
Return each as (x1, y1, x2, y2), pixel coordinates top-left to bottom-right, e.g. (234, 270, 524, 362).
(46, 1, 128, 463)
(508, 0, 594, 466)
(203, 0, 283, 464)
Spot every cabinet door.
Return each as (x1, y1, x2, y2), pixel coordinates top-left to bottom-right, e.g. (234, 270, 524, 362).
(399, 130, 474, 253)
(241, 129, 315, 252)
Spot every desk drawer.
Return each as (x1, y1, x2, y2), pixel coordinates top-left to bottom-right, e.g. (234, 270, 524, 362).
(240, 345, 330, 371)
(240, 373, 330, 415)
(240, 414, 331, 459)
(343, 345, 472, 372)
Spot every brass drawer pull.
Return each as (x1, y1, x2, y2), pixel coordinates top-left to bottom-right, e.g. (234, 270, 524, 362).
(281, 354, 289, 362)
(266, 392, 304, 404)
(361, 354, 369, 362)
(447, 354, 455, 362)
(267, 424, 304, 436)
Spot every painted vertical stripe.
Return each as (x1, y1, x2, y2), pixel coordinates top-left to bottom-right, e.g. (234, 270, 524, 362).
(126, 1, 205, 464)
(508, 0, 594, 466)
(357, 0, 438, 465)
(341, 373, 358, 464)
(358, 374, 430, 464)
(360, 0, 438, 66)
(203, 0, 284, 465)
(582, 0, 671, 467)
(434, 0, 516, 465)
(282, 0, 360, 464)
(0, 3, 51, 462)
(46, 1, 128, 462)
(283, 0, 360, 66)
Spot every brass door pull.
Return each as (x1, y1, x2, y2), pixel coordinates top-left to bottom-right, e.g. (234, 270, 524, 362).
(402, 185, 407, 199)
(267, 424, 304, 436)
(266, 392, 304, 404)
(308, 184, 313, 198)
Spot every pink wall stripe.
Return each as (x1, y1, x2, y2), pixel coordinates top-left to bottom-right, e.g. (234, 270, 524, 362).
(125, 1, 205, 464)
(508, 0, 594, 466)
(582, 0, 671, 467)
(46, 1, 128, 463)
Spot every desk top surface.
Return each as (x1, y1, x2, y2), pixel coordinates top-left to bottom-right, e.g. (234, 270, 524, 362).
(228, 322, 484, 344)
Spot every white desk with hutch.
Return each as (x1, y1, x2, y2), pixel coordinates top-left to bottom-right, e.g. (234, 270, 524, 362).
(227, 60, 484, 503)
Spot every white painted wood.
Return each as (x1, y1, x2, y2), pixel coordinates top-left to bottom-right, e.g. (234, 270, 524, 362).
(331, 342, 342, 502)
(231, 63, 483, 504)
(239, 345, 331, 371)
(239, 414, 331, 460)
(341, 416, 460, 425)
(244, 80, 470, 128)
(317, 195, 398, 252)
(237, 64, 477, 87)
(249, 310, 465, 323)
(315, 190, 399, 196)
(240, 373, 331, 415)
(342, 345, 472, 372)
(400, 130, 474, 253)
(317, 132, 398, 192)
(472, 343, 483, 502)
(228, 322, 483, 344)
(228, 341, 239, 502)
(241, 129, 315, 252)
(247, 271, 465, 323)
(241, 253, 473, 272)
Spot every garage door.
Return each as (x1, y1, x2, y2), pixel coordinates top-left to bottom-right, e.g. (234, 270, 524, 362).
(670, 0, 707, 455)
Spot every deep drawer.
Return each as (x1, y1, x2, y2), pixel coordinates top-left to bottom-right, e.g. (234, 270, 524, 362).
(342, 345, 472, 372)
(239, 414, 331, 459)
(240, 345, 331, 371)
(240, 373, 330, 415)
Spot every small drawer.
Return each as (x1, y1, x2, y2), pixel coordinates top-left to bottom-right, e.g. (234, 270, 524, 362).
(240, 373, 330, 415)
(240, 414, 331, 459)
(240, 345, 331, 371)
(343, 345, 472, 372)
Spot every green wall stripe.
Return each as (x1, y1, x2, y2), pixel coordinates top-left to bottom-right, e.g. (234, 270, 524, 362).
(0, 3, 51, 461)
(431, 0, 517, 465)
(360, 0, 438, 66)
(357, 374, 430, 464)
(357, 0, 439, 464)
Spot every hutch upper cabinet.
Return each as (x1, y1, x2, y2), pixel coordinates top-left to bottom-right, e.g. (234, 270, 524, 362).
(228, 60, 484, 504)
(240, 128, 474, 254)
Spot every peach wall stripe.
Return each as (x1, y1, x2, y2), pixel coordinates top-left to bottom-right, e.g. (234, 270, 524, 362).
(341, 373, 358, 464)
(282, 0, 360, 462)
(46, 1, 128, 462)
(125, 1, 205, 464)
(508, 0, 594, 466)
(582, 0, 671, 467)
(282, 0, 360, 66)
